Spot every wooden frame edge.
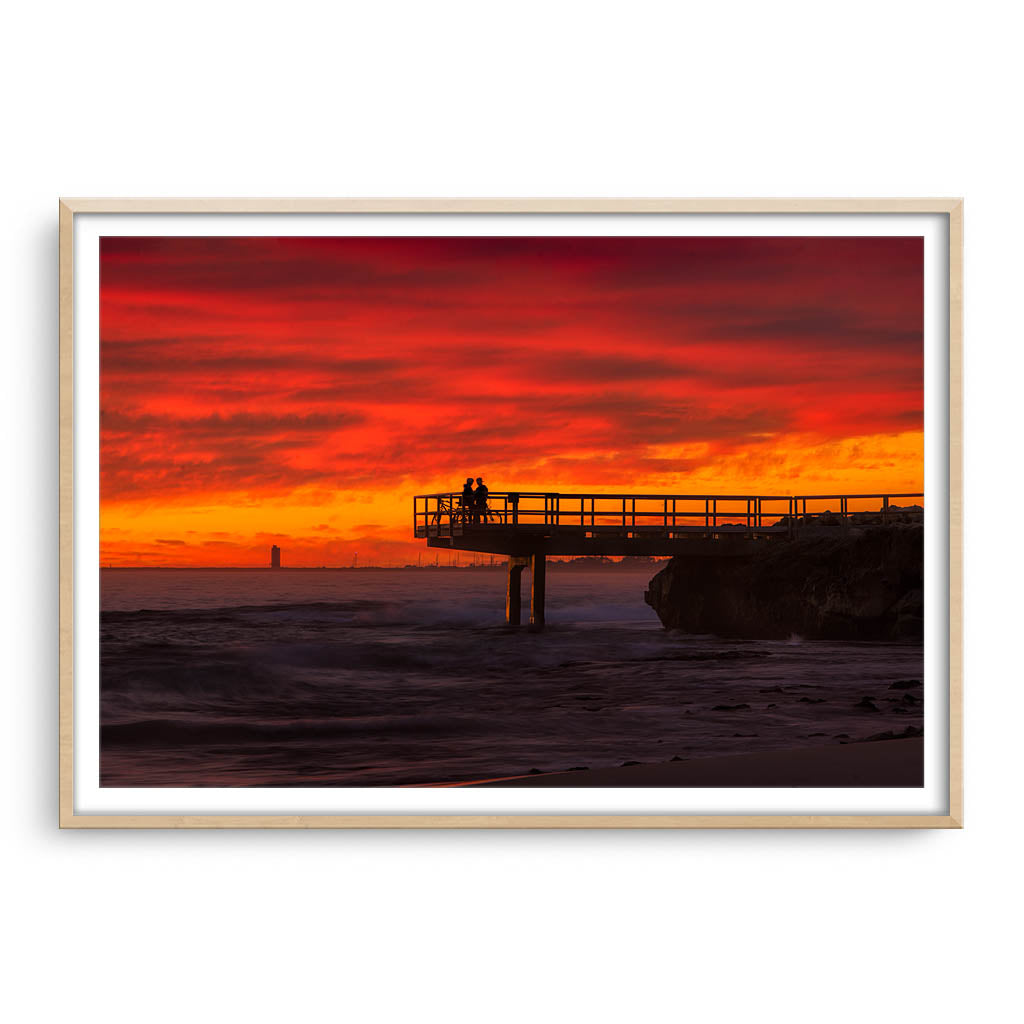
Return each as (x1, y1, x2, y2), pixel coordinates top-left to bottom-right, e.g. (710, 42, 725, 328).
(59, 200, 75, 829)
(58, 198, 964, 830)
(58, 197, 964, 215)
(59, 813, 962, 829)
(948, 200, 964, 827)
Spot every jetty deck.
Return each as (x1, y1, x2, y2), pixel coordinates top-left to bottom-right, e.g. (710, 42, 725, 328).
(413, 490, 923, 627)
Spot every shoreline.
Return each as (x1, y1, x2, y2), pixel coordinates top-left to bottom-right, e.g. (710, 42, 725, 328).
(451, 738, 923, 788)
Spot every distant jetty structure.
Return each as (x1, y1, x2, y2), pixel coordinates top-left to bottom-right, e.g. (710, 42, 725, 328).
(270, 545, 281, 569)
(413, 490, 923, 629)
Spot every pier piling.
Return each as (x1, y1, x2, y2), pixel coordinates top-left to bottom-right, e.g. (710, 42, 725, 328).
(530, 553, 546, 629)
(506, 555, 530, 625)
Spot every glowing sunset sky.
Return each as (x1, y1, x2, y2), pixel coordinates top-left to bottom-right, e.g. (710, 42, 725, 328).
(100, 235, 923, 566)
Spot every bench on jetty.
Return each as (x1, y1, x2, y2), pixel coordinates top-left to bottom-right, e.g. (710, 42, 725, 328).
(413, 491, 923, 628)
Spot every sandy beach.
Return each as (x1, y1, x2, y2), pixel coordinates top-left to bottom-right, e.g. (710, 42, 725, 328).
(467, 737, 923, 788)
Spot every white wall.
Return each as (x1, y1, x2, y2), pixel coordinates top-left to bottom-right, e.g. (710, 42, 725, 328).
(3, 2, 1018, 1021)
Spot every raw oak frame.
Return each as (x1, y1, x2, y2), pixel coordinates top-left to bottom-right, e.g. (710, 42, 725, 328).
(59, 198, 963, 829)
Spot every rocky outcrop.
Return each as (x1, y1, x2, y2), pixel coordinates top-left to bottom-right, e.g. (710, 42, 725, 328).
(644, 525, 923, 641)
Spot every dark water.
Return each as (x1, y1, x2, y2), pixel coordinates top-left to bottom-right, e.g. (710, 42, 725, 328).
(100, 568, 924, 786)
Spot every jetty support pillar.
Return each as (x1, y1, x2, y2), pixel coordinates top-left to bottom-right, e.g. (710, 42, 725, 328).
(506, 555, 530, 625)
(530, 553, 546, 629)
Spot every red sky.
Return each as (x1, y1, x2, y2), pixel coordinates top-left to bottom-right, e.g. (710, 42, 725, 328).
(100, 235, 923, 566)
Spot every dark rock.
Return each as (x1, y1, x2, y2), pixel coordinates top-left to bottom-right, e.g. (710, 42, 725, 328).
(892, 588, 923, 639)
(644, 525, 923, 641)
(798, 696, 826, 704)
(889, 679, 922, 689)
(860, 725, 924, 742)
(901, 692, 921, 705)
(621, 760, 641, 767)
(887, 504, 924, 518)
(855, 696, 880, 712)
(712, 703, 751, 711)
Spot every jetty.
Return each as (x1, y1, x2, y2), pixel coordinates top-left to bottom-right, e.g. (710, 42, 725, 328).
(413, 490, 923, 628)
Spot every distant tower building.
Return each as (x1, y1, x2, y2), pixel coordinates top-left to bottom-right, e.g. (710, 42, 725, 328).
(270, 545, 281, 569)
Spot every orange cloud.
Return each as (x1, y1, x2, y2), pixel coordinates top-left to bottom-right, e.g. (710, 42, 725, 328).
(100, 236, 923, 566)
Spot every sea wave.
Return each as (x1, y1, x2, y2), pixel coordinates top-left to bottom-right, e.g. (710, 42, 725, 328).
(99, 570, 925, 786)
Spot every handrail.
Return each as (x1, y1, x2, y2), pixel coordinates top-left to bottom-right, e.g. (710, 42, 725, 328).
(414, 491, 924, 502)
(413, 490, 923, 540)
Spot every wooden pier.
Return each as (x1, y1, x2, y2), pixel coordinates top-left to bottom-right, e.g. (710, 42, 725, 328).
(413, 490, 923, 628)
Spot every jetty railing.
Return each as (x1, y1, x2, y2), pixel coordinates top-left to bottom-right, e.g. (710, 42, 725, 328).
(413, 491, 924, 540)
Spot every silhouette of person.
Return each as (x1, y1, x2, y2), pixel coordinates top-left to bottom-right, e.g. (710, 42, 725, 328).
(459, 477, 474, 523)
(474, 477, 489, 524)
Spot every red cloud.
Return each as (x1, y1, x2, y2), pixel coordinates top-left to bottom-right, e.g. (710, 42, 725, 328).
(100, 236, 923, 564)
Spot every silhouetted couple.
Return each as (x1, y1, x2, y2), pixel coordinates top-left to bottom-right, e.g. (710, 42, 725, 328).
(460, 477, 490, 524)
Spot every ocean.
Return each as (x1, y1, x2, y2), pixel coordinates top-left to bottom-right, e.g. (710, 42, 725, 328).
(100, 567, 924, 786)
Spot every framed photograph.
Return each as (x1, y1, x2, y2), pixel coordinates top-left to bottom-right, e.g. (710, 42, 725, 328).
(59, 198, 962, 828)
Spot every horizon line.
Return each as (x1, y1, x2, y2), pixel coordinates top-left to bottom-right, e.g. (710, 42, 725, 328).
(101, 557, 668, 571)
